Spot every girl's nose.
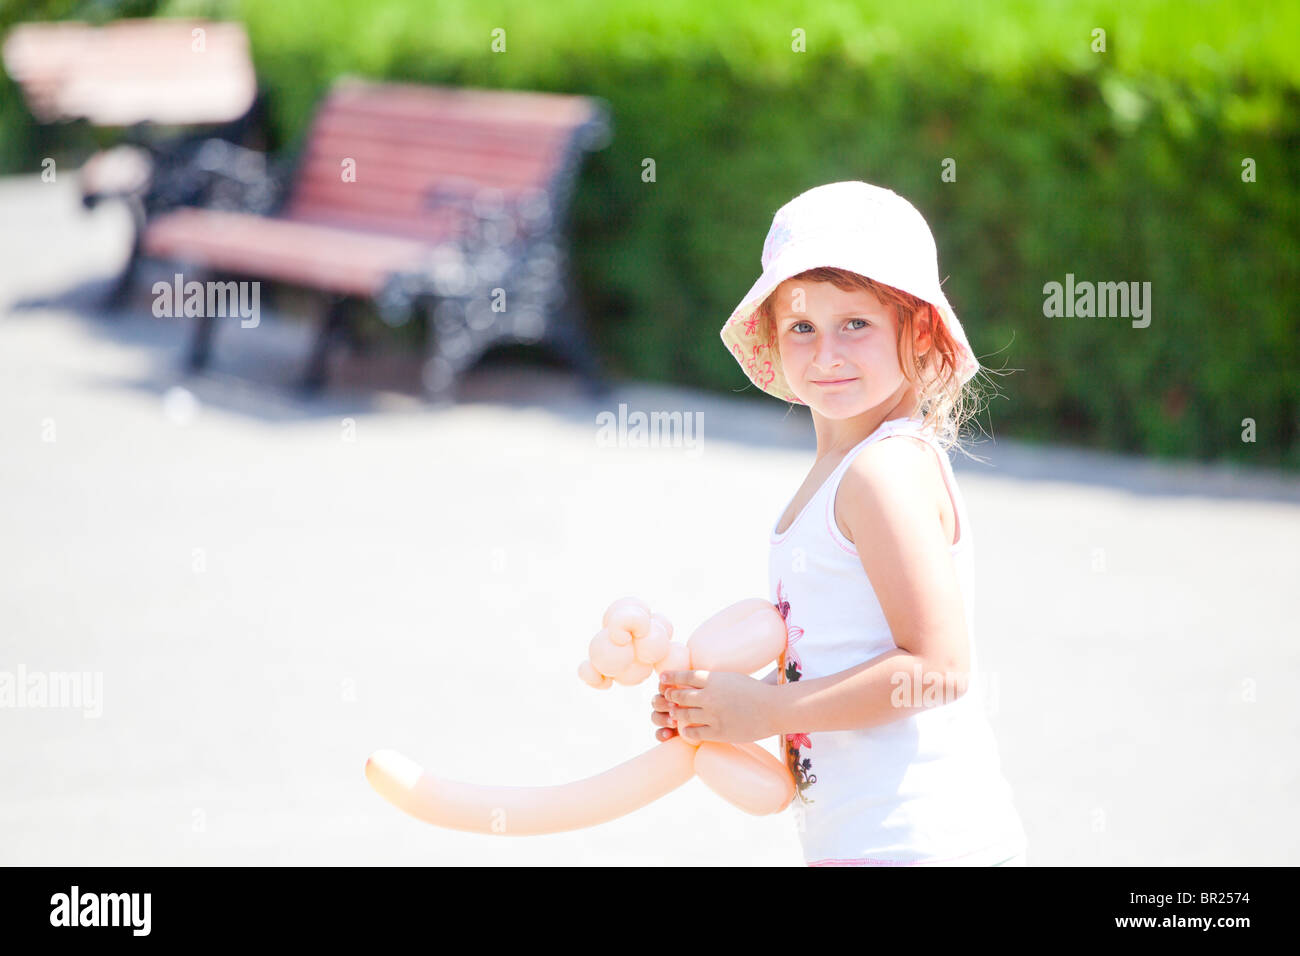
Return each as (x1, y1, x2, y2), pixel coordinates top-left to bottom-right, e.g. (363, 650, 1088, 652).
(814, 342, 842, 372)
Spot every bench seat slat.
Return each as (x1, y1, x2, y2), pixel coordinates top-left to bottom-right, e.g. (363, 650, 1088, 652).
(142, 208, 439, 297)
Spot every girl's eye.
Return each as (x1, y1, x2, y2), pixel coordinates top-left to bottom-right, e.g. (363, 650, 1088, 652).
(791, 319, 869, 333)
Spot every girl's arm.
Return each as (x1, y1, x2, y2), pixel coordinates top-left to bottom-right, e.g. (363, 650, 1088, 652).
(760, 668, 780, 685)
(766, 437, 972, 735)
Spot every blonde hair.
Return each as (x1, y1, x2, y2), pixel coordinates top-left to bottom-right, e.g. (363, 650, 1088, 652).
(755, 267, 983, 456)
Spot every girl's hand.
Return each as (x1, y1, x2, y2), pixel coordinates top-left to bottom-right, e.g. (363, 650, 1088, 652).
(651, 669, 779, 741)
(654, 670, 775, 745)
(650, 683, 679, 742)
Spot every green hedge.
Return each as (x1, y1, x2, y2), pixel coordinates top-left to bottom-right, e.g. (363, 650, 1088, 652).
(4, 0, 1297, 466)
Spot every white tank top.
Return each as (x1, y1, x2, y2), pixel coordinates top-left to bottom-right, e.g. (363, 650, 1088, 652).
(769, 415, 1028, 866)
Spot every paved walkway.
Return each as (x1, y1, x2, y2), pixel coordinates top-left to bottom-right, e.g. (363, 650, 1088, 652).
(1, 174, 1296, 865)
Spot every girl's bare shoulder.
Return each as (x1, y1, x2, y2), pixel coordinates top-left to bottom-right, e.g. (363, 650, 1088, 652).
(840, 434, 939, 502)
(834, 435, 952, 545)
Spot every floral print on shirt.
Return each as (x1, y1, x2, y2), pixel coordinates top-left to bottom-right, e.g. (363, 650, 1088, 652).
(776, 578, 816, 804)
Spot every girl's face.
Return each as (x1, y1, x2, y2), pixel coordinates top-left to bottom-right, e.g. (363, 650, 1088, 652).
(771, 279, 918, 415)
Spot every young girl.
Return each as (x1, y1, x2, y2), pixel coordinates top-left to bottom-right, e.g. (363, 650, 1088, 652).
(653, 181, 1029, 866)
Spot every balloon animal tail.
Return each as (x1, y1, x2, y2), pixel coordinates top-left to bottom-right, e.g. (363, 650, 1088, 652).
(365, 596, 796, 835)
(365, 738, 699, 836)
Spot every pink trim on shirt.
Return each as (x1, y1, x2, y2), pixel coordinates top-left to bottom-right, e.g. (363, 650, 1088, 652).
(808, 840, 1024, 866)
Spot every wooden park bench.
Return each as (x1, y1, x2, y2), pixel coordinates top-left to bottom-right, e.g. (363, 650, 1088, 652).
(2, 18, 269, 301)
(138, 77, 612, 402)
(2, 17, 258, 128)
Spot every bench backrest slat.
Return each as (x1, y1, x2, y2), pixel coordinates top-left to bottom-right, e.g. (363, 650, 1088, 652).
(281, 79, 602, 240)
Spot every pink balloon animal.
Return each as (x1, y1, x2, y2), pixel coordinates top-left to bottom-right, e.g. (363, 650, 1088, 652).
(364, 597, 795, 834)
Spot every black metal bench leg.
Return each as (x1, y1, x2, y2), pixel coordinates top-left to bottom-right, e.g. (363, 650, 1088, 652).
(188, 312, 217, 371)
(302, 295, 349, 393)
(547, 273, 610, 398)
(548, 317, 609, 398)
(108, 258, 139, 310)
(420, 299, 483, 406)
(103, 193, 146, 310)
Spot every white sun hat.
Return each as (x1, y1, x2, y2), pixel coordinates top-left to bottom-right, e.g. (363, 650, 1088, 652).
(719, 180, 979, 404)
